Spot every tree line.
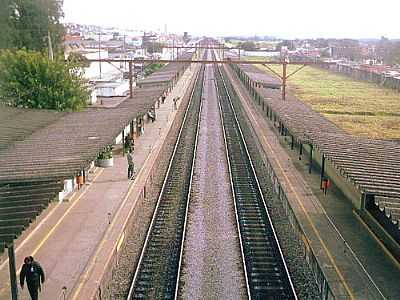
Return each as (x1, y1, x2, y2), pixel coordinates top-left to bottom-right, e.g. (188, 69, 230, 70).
(0, 0, 64, 51)
(0, 0, 89, 111)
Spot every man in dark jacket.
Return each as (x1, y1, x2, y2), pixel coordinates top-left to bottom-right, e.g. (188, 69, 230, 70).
(20, 256, 45, 300)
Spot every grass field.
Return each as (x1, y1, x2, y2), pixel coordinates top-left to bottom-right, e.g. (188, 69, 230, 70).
(255, 64, 400, 140)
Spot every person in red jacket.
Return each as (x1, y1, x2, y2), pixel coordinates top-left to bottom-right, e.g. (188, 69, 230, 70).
(20, 256, 45, 300)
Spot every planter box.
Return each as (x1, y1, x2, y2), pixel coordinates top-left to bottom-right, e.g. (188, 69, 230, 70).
(96, 157, 114, 168)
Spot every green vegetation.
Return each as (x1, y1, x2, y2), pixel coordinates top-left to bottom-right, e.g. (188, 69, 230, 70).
(144, 63, 164, 77)
(98, 145, 113, 159)
(0, 0, 64, 51)
(145, 42, 165, 54)
(244, 55, 275, 62)
(0, 1, 91, 112)
(257, 64, 400, 140)
(239, 41, 257, 51)
(0, 49, 90, 111)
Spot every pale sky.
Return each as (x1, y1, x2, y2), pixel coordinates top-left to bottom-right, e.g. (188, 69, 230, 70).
(63, 0, 400, 39)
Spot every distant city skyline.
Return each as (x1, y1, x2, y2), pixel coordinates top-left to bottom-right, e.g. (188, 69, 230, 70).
(63, 0, 400, 39)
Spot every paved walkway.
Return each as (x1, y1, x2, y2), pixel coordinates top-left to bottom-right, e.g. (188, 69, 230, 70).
(0, 64, 197, 300)
(284, 130, 400, 299)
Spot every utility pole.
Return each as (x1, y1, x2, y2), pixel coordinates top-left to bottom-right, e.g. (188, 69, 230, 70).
(98, 33, 102, 79)
(282, 61, 287, 100)
(47, 31, 54, 61)
(8, 243, 18, 300)
(123, 35, 127, 70)
(47, 8, 53, 61)
(172, 39, 175, 60)
(129, 61, 133, 98)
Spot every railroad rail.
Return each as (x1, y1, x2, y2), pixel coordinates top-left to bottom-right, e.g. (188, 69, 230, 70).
(215, 62, 297, 299)
(126, 65, 205, 299)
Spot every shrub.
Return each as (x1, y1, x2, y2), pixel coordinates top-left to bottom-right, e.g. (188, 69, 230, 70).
(0, 49, 90, 111)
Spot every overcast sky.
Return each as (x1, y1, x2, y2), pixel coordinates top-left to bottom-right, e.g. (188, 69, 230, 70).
(63, 0, 400, 39)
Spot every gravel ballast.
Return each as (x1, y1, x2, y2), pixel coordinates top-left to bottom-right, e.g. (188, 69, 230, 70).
(179, 65, 247, 300)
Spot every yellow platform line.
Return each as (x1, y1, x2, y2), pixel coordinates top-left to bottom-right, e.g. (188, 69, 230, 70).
(0, 169, 104, 295)
(30, 169, 104, 258)
(70, 149, 154, 300)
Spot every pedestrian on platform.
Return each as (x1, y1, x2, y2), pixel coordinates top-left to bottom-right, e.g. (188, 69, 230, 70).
(124, 134, 131, 153)
(322, 177, 331, 195)
(20, 256, 45, 300)
(127, 149, 134, 179)
(161, 94, 166, 104)
(130, 136, 135, 152)
(147, 111, 155, 122)
(173, 97, 177, 110)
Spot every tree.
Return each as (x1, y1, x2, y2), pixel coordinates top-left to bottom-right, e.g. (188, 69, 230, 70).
(384, 42, 400, 65)
(0, 49, 90, 111)
(67, 52, 90, 68)
(6, 0, 65, 51)
(145, 42, 164, 54)
(276, 40, 295, 51)
(144, 63, 164, 76)
(0, 0, 14, 48)
(240, 41, 257, 51)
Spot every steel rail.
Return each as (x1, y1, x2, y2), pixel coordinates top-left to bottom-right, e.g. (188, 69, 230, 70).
(216, 70, 252, 299)
(126, 65, 204, 299)
(215, 61, 297, 299)
(173, 66, 205, 299)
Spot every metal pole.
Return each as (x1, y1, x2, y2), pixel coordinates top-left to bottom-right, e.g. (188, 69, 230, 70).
(282, 61, 287, 100)
(172, 39, 175, 60)
(129, 61, 133, 98)
(309, 145, 313, 174)
(123, 35, 127, 70)
(320, 154, 326, 187)
(8, 243, 18, 300)
(122, 129, 125, 156)
(299, 143, 303, 160)
(98, 33, 102, 79)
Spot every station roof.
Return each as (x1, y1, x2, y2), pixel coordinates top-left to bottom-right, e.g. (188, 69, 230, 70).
(236, 63, 400, 225)
(0, 88, 162, 183)
(138, 52, 193, 86)
(0, 106, 65, 151)
(238, 64, 282, 88)
(0, 57, 192, 250)
(0, 57, 192, 183)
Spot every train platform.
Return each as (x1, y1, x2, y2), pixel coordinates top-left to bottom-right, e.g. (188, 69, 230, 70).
(224, 65, 400, 299)
(0, 64, 197, 300)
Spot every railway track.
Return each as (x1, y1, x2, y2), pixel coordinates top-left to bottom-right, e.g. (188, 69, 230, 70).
(215, 63, 297, 299)
(126, 64, 205, 299)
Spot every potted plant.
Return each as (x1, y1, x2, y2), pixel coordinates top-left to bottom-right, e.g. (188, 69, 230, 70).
(96, 145, 114, 167)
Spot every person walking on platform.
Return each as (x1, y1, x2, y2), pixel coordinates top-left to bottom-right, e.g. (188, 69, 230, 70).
(20, 256, 45, 300)
(127, 149, 135, 179)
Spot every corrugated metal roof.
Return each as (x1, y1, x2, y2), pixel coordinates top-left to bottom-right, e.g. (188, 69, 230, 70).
(235, 63, 400, 225)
